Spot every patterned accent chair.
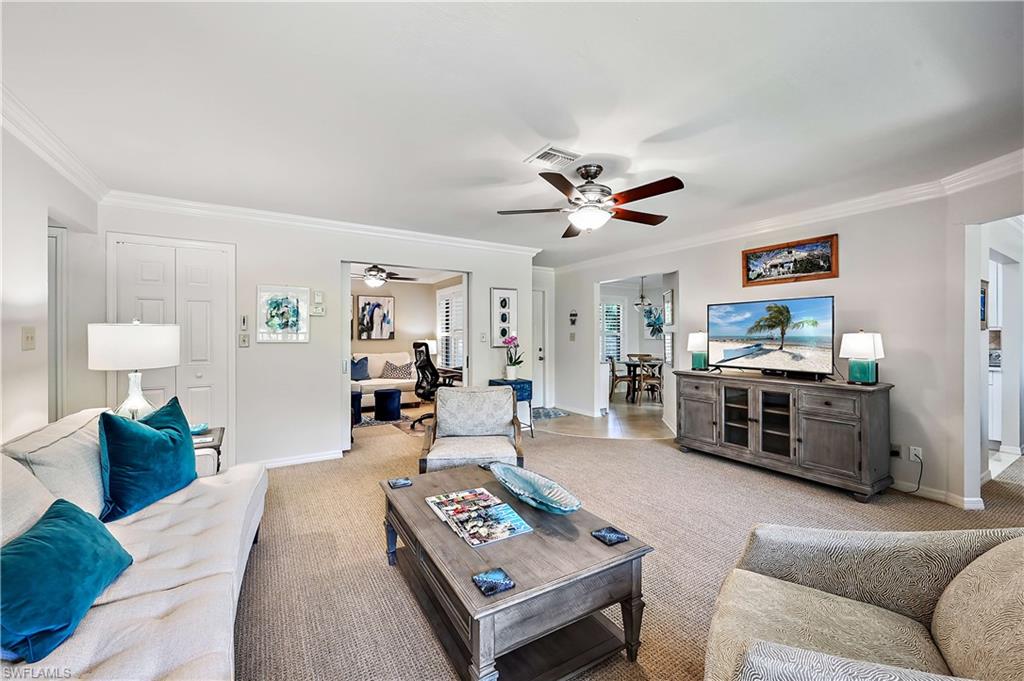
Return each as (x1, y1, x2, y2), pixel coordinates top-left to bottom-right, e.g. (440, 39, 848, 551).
(419, 386, 524, 474)
(705, 524, 1024, 681)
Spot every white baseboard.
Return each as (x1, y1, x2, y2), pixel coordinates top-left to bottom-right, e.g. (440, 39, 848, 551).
(981, 469, 993, 485)
(662, 414, 676, 435)
(890, 481, 986, 510)
(262, 450, 344, 469)
(998, 444, 1023, 456)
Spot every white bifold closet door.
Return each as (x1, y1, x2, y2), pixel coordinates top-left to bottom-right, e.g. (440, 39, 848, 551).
(113, 241, 229, 430)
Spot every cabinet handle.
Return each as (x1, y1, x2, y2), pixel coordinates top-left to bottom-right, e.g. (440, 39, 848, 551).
(823, 400, 832, 406)
(711, 420, 717, 426)
(748, 418, 759, 423)
(693, 385, 700, 390)
(796, 437, 803, 443)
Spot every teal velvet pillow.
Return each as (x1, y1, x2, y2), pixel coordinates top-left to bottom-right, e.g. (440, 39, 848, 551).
(98, 397, 197, 521)
(1, 499, 132, 662)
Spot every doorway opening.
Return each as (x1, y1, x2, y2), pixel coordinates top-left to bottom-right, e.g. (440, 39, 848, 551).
(47, 225, 68, 422)
(342, 262, 468, 449)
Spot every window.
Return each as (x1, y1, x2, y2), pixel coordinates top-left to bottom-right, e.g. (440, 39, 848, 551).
(437, 285, 465, 369)
(601, 302, 623, 361)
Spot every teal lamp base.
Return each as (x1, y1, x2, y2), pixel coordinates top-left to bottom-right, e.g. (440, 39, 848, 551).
(848, 359, 878, 385)
(691, 351, 709, 371)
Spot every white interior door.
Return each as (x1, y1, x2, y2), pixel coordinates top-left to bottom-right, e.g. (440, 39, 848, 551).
(114, 243, 177, 407)
(532, 290, 546, 407)
(341, 261, 352, 451)
(175, 247, 229, 430)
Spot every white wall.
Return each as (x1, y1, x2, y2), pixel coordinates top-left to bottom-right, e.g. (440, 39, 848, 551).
(554, 171, 1024, 507)
(96, 200, 535, 465)
(1, 132, 98, 440)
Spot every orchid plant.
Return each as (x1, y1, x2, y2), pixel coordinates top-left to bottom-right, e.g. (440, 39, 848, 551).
(502, 335, 524, 367)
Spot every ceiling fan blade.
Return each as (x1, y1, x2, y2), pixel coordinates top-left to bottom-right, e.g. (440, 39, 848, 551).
(540, 172, 584, 202)
(497, 208, 564, 215)
(387, 275, 417, 281)
(562, 224, 582, 239)
(610, 176, 684, 205)
(611, 208, 668, 225)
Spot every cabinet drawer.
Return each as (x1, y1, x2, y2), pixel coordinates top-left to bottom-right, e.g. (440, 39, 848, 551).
(679, 378, 716, 399)
(799, 390, 859, 417)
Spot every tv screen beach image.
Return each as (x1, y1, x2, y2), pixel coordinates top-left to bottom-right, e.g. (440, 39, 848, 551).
(708, 297, 833, 374)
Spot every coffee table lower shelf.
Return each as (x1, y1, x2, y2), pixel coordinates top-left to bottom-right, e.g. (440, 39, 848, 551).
(395, 547, 625, 681)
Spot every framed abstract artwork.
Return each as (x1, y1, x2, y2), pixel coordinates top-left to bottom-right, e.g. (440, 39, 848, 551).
(257, 285, 310, 343)
(490, 288, 517, 347)
(357, 295, 395, 340)
(742, 234, 838, 287)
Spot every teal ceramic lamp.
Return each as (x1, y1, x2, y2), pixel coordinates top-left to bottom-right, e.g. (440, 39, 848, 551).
(839, 330, 884, 385)
(687, 331, 709, 371)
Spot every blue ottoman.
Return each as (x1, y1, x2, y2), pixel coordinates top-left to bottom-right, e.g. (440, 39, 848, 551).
(374, 389, 402, 422)
(351, 390, 363, 427)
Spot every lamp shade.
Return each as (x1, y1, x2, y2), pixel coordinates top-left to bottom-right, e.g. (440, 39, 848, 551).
(417, 339, 438, 355)
(839, 331, 884, 360)
(687, 331, 708, 352)
(88, 323, 180, 371)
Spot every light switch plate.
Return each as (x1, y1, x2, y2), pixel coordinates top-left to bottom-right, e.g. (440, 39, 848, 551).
(480, 332, 487, 343)
(21, 326, 36, 351)
(239, 333, 250, 348)
(569, 332, 576, 342)
(240, 314, 248, 332)
(313, 289, 324, 304)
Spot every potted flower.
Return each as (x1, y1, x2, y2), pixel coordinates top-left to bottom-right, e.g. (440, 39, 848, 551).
(502, 335, 524, 380)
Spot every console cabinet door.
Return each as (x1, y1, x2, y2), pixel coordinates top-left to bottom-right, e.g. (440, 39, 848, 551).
(797, 414, 860, 479)
(679, 397, 717, 446)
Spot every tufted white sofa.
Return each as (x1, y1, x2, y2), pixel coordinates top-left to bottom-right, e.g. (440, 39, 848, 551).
(2, 408, 267, 680)
(352, 351, 419, 408)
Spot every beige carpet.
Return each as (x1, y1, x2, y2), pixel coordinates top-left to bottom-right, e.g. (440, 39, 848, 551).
(235, 427, 1024, 681)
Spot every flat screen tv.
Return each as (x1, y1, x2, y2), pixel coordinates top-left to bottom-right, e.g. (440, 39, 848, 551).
(707, 296, 834, 375)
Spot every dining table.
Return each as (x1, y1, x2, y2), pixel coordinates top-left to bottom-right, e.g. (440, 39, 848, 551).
(621, 359, 664, 403)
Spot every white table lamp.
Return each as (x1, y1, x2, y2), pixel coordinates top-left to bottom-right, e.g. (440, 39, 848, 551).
(839, 330, 884, 385)
(687, 331, 709, 371)
(89, 321, 180, 419)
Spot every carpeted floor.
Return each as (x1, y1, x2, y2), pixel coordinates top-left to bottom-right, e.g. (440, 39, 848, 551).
(235, 427, 1024, 681)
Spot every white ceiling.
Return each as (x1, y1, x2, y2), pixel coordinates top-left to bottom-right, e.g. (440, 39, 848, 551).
(4, 3, 1022, 267)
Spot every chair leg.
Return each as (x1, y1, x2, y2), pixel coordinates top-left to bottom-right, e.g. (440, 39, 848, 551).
(411, 413, 434, 431)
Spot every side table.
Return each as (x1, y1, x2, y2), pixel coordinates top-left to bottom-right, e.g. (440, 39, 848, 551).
(488, 378, 534, 438)
(193, 426, 225, 476)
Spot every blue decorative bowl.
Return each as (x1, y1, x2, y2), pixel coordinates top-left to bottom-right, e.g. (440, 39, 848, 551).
(489, 463, 582, 515)
(189, 422, 209, 435)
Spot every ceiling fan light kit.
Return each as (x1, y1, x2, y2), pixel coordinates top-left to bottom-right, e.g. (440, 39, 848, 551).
(354, 264, 417, 288)
(497, 163, 684, 239)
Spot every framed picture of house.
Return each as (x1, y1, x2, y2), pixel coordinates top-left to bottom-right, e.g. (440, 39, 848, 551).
(357, 295, 395, 340)
(257, 285, 310, 343)
(742, 234, 839, 287)
(490, 288, 517, 347)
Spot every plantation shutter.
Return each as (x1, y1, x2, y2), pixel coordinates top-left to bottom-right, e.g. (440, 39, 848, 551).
(437, 287, 465, 369)
(601, 303, 623, 361)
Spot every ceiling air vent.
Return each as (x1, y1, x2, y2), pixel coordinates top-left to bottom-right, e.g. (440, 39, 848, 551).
(523, 144, 581, 170)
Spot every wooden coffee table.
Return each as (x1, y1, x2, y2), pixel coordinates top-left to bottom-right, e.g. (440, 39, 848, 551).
(381, 466, 652, 681)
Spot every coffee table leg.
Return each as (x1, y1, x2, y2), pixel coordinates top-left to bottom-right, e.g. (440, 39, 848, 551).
(385, 519, 398, 566)
(469, 617, 499, 681)
(622, 559, 645, 662)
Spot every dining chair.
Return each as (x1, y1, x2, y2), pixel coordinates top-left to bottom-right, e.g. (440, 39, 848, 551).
(638, 360, 663, 405)
(627, 353, 654, 361)
(608, 356, 633, 401)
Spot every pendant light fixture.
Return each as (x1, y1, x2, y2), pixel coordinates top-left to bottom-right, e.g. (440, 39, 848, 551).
(633, 276, 653, 311)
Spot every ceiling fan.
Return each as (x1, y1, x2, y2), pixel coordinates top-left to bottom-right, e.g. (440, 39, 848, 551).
(351, 264, 417, 288)
(497, 164, 684, 238)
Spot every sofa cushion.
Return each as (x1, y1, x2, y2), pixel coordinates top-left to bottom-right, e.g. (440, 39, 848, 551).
(1, 499, 133, 663)
(354, 352, 411, 379)
(704, 568, 950, 681)
(100, 463, 267, 605)
(358, 378, 417, 393)
(1, 457, 55, 546)
(2, 408, 107, 517)
(6, 574, 235, 681)
(351, 356, 370, 381)
(931, 536, 1024, 681)
(381, 360, 413, 379)
(98, 397, 197, 522)
(435, 386, 514, 438)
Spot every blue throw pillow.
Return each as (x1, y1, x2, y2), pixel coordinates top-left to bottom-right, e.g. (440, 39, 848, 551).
(1, 499, 132, 662)
(351, 356, 370, 381)
(98, 397, 197, 521)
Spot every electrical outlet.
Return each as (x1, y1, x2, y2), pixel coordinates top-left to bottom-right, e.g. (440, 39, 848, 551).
(569, 332, 576, 342)
(909, 446, 923, 462)
(480, 332, 486, 343)
(20, 326, 36, 351)
(238, 333, 250, 348)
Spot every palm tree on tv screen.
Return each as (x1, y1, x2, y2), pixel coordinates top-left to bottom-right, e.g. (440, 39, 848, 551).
(746, 304, 818, 350)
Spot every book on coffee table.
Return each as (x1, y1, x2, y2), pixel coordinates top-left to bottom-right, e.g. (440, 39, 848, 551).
(425, 487, 532, 547)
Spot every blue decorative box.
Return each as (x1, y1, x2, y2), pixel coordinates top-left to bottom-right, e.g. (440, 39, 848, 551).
(488, 378, 532, 402)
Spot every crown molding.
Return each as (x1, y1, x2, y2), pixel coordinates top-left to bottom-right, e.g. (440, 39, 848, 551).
(557, 149, 1024, 274)
(102, 191, 543, 256)
(1007, 215, 1024, 235)
(532, 265, 555, 274)
(2, 86, 109, 202)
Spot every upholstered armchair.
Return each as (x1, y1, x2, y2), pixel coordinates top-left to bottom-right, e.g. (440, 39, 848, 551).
(419, 386, 524, 474)
(705, 524, 1024, 681)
